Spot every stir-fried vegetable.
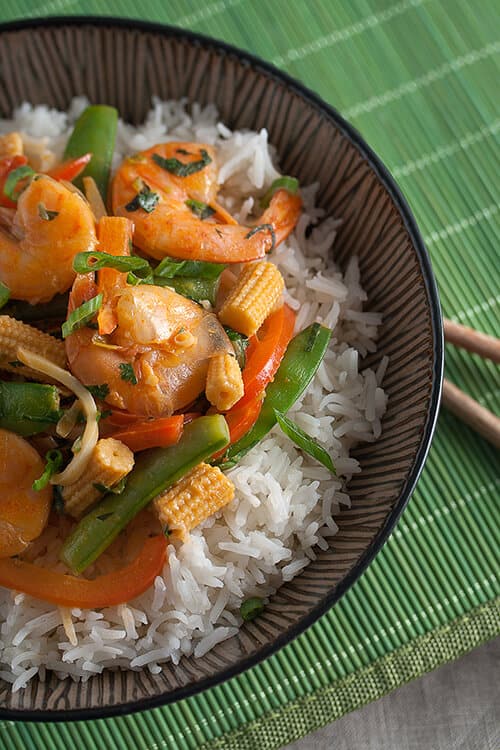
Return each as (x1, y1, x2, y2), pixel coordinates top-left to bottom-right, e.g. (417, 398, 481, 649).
(274, 410, 335, 472)
(0, 534, 166, 607)
(61, 294, 103, 338)
(60, 414, 230, 573)
(48, 153, 92, 182)
(154, 258, 226, 280)
(73, 250, 149, 275)
(32, 449, 63, 491)
(260, 176, 299, 208)
(111, 415, 184, 452)
(63, 105, 118, 198)
(2, 162, 34, 205)
(222, 394, 263, 448)
(0, 381, 60, 436)
(224, 327, 249, 369)
(0, 154, 28, 208)
(154, 275, 221, 305)
(220, 323, 332, 466)
(237, 304, 296, 407)
(0, 117, 323, 614)
(73, 251, 226, 305)
(154, 462, 234, 539)
(95, 217, 133, 335)
(240, 597, 265, 621)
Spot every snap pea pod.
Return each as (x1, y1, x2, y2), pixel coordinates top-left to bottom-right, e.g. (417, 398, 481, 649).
(221, 323, 332, 467)
(60, 415, 230, 573)
(153, 275, 219, 305)
(0, 382, 60, 436)
(63, 105, 118, 198)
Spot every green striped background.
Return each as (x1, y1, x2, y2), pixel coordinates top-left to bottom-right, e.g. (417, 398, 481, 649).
(0, 1, 499, 748)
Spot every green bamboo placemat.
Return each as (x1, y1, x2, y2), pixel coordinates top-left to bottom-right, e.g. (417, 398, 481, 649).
(0, 1, 499, 748)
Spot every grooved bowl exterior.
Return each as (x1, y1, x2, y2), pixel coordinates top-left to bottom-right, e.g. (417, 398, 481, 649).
(0, 18, 442, 719)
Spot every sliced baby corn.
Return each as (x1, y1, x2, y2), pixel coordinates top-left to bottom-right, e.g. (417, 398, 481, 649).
(206, 352, 244, 411)
(218, 261, 284, 336)
(62, 438, 134, 518)
(0, 315, 66, 380)
(154, 462, 235, 540)
(0, 132, 23, 158)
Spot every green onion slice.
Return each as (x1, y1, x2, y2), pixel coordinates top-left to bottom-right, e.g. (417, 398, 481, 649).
(274, 409, 336, 473)
(127, 270, 155, 286)
(154, 257, 226, 280)
(73, 251, 151, 275)
(0, 281, 10, 311)
(260, 176, 299, 208)
(32, 449, 63, 491)
(152, 149, 211, 177)
(240, 597, 265, 621)
(4, 165, 36, 202)
(61, 293, 103, 338)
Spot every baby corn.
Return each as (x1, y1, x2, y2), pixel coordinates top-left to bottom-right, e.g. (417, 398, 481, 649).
(62, 438, 134, 518)
(0, 132, 23, 158)
(0, 315, 66, 380)
(218, 261, 284, 336)
(154, 462, 235, 540)
(206, 352, 244, 411)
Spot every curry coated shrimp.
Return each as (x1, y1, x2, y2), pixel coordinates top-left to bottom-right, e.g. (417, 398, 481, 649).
(0, 429, 51, 558)
(0, 175, 97, 304)
(65, 274, 234, 417)
(111, 142, 302, 263)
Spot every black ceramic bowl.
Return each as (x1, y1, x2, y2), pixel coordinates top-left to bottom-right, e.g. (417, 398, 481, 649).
(0, 16, 442, 720)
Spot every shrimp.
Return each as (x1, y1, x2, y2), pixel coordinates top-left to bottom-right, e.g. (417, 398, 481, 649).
(111, 142, 302, 263)
(65, 275, 233, 417)
(0, 429, 51, 558)
(0, 175, 97, 304)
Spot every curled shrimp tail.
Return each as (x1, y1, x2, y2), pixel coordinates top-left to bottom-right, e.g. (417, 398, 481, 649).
(261, 189, 303, 247)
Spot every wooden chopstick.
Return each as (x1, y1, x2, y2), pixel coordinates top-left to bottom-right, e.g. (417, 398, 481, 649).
(444, 318, 500, 363)
(442, 379, 500, 449)
(442, 319, 500, 448)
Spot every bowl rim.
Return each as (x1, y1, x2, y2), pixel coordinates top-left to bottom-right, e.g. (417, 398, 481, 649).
(0, 14, 444, 722)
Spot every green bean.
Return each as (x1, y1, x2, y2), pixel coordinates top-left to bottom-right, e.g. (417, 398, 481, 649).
(221, 323, 332, 466)
(0, 382, 60, 436)
(60, 415, 230, 573)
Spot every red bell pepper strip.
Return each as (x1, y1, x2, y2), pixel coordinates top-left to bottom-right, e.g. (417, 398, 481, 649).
(0, 155, 28, 208)
(0, 534, 166, 608)
(237, 304, 296, 408)
(112, 415, 184, 452)
(225, 395, 263, 445)
(48, 153, 92, 182)
(212, 395, 263, 460)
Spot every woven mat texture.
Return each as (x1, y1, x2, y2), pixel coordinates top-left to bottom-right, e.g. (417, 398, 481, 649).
(0, 1, 498, 748)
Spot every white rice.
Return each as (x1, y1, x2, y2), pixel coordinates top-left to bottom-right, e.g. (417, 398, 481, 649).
(0, 98, 388, 689)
